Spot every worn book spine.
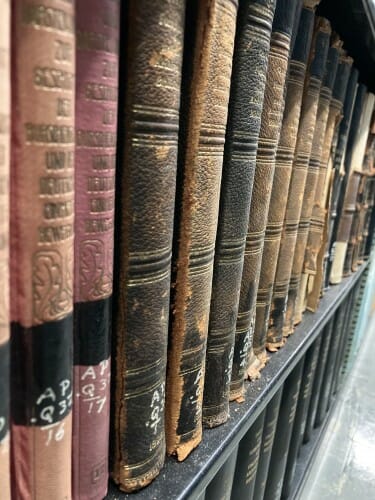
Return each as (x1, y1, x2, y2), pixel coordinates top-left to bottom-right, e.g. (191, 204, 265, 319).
(166, 0, 237, 461)
(231, 410, 266, 500)
(205, 446, 238, 500)
(253, 387, 283, 500)
(203, 0, 276, 428)
(73, 1, 119, 498)
(364, 177, 375, 258)
(270, 17, 331, 343)
(0, 0, 10, 496)
(259, 1, 316, 354)
(330, 91, 375, 284)
(263, 360, 304, 500)
(231, 0, 297, 394)
(281, 337, 321, 499)
(322, 68, 360, 288)
(304, 51, 351, 311)
(287, 36, 340, 328)
(345, 172, 365, 273)
(111, 0, 185, 492)
(10, 0, 75, 497)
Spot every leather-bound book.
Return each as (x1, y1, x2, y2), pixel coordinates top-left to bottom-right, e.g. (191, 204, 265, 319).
(205, 446, 238, 500)
(111, 1, 185, 491)
(230, 410, 266, 500)
(304, 51, 352, 312)
(203, 0, 276, 428)
(287, 35, 340, 328)
(0, 0, 10, 496)
(281, 337, 321, 499)
(263, 360, 304, 500)
(232, 0, 298, 392)
(322, 68, 360, 288)
(10, 1, 75, 498)
(270, 17, 331, 343)
(345, 172, 365, 273)
(253, 387, 283, 500)
(330, 91, 375, 284)
(260, 1, 317, 354)
(166, 0, 237, 460)
(73, 1, 119, 498)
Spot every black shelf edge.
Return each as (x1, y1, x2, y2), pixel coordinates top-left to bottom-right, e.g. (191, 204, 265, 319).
(106, 263, 367, 500)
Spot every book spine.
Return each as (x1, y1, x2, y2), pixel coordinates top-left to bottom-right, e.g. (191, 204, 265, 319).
(166, 0, 237, 460)
(203, 0, 276, 428)
(266, 1, 316, 350)
(271, 17, 331, 343)
(232, 0, 297, 394)
(281, 336, 321, 499)
(111, 0, 185, 491)
(291, 39, 341, 326)
(73, 1, 119, 498)
(263, 360, 304, 500)
(0, 0, 10, 496)
(345, 173, 365, 273)
(322, 68, 360, 288)
(304, 52, 352, 312)
(253, 387, 283, 500)
(205, 446, 238, 500)
(231, 410, 266, 500)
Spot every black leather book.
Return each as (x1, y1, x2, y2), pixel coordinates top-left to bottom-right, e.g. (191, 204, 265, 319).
(263, 360, 304, 500)
(203, 0, 277, 427)
(205, 446, 238, 500)
(253, 388, 283, 500)
(230, 410, 266, 500)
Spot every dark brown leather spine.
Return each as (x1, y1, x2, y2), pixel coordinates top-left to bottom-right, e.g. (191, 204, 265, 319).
(264, 1, 317, 352)
(269, 17, 330, 343)
(111, 1, 185, 491)
(166, 0, 237, 460)
(203, 0, 276, 428)
(230, 0, 297, 397)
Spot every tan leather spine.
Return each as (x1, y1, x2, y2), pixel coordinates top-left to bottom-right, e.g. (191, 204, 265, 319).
(166, 0, 237, 460)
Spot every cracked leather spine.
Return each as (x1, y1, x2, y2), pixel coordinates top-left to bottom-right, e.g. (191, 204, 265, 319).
(111, 0, 185, 492)
(286, 35, 340, 330)
(0, 0, 10, 497)
(345, 172, 366, 274)
(230, 0, 298, 399)
(304, 51, 352, 311)
(166, 0, 237, 461)
(73, 1, 119, 498)
(269, 17, 330, 344)
(202, 0, 276, 429)
(256, 0, 317, 354)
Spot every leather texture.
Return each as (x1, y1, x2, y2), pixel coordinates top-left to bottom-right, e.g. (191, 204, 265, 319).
(264, 2, 317, 351)
(231, 0, 298, 397)
(166, 0, 237, 460)
(270, 17, 330, 344)
(203, 0, 276, 428)
(111, 1, 185, 491)
(10, 1, 75, 497)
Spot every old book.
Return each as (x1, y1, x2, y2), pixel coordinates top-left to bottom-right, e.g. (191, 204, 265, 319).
(73, 1, 119, 498)
(263, 360, 304, 500)
(329, 90, 375, 283)
(0, 0, 10, 497)
(203, 0, 276, 428)
(230, 410, 266, 500)
(270, 17, 331, 343)
(345, 172, 365, 273)
(288, 35, 341, 328)
(253, 387, 283, 500)
(10, 0, 75, 497)
(232, 0, 298, 393)
(111, 1, 185, 491)
(303, 51, 352, 311)
(166, 0, 237, 461)
(205, 446, 238, 500)
(281, 337, 321, 499)
(265, 1, 317, 351)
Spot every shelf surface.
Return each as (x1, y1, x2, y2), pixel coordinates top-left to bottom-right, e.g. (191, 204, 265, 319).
(106, 263, 367, 500)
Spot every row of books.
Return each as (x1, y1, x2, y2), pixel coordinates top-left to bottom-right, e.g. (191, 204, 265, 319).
(0, 0, 374, 498)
